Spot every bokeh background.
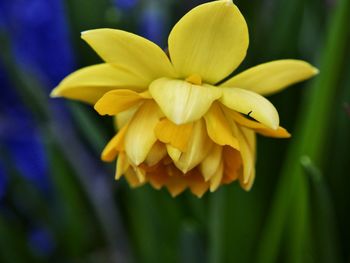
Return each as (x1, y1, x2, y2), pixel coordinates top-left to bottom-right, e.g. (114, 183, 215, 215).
(0, 0, 349, 262)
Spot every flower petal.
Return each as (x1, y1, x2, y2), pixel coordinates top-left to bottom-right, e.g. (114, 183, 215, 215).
(144, 142, 167, 166)
(220, 88, 279, 129)
(171, 119, 213, 173)
(209, 161, 224, 192)
(114, 106, 139, 129)
(230, 111, 291, 138)
(168, 0, 248, 83)
(51, 64, 147, 104)
(149, 78, 222, 124)
(200, 144, 222, 181)
(81, 29, 176, 81)
(221, 60, 318, 95)
(155, 119, 193, 152)
(237, 126, 256, 185)
(94, 89, 150, 116)
(116, 152, 129, 179)
(165, 176, 188, 197)
(125, 101, 163, 165)
(239, 168, 255, 191)
(186, 169, 209, 198)
(101, 124, 129, 162)
(125, 168, 144, 187)
(222, 146, 242, 183)
(132, 166, 146, 183)
(166, 145, 182, 163)
(204, 103, 240, 149)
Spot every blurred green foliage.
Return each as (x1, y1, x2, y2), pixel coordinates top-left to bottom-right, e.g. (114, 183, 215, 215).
(0, 0, 349, 262)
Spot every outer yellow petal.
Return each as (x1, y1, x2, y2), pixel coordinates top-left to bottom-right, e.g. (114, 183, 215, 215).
(51, 64, 147, 104)
(125, 101, 163, 165)
(220, 88, 279, 129)
(171, 119, 213, 173)
(221, 60, 318, 95)
(149, 78, 222, 124)
(101, 124, 129, 162)
(155, 119, 193, 152)
(204, 103, 240, 150)
(81, 29, 176, 81)
(168, 0, 248, 83)
(94, 89, 151, 116)
(200, 144, 222, 181)
(230, 111, 291, 138)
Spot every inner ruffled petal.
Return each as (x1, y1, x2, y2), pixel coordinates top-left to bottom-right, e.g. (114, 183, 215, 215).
(149, 77, 222, 125)
(220, 87, 280, 130)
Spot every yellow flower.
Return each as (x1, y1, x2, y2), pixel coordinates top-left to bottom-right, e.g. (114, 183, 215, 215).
(51, 0, 318, 197)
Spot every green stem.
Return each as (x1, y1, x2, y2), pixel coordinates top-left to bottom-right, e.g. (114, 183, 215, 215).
(208, 188, 226, 263)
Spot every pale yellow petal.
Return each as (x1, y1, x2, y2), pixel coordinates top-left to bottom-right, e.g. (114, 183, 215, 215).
(204, 103, 240, 150)
(81, 29, 176, 81)
(220, 88, 279, 129)
(116, 152, 129, 179)
(94, 89, 150, 116)
(132, 166, 146, 183)
(210, 161, 224, 192)
(155, 119, 193, 152)
(230, 111, 291, 138)
(125, 101, 163, 165)
(168, 0, 248, 83)
(101, 124, 129, 162)
(51, 64, 147, 104)
(172, 120, 213, 173)
(114, 106, 139, 130)
(149, 78, 221, 124)
(221, 60, 318, 95)
(240, 168, 255, 191)
(166, 145, 182, 163)
(200, 145, 223, 181)
(239, 127, 256, 190)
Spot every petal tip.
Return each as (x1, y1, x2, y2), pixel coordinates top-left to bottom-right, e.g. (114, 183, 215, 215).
(312, 67, 320, 75)
(93, 102, 107, 115)
(80, 30, 94, 39)
(285, 132, 292, 138)
(223, 0, 233, 6)
(50, 88, 60, 98)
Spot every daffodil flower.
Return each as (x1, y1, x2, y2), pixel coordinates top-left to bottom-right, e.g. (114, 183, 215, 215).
(51, 0, 318, 197)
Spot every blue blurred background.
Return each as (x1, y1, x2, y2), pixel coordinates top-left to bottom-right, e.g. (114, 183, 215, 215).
(0, 0, 349, 262)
